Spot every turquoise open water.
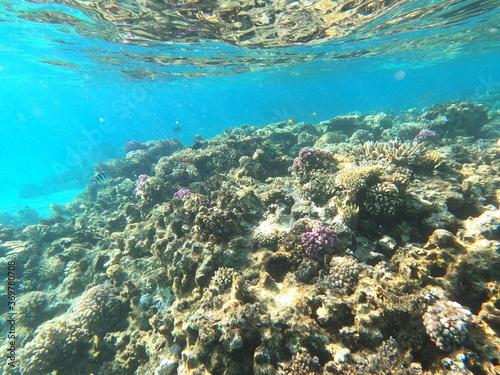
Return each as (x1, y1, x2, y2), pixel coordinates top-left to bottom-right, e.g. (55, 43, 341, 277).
(0, 0, 499, 221)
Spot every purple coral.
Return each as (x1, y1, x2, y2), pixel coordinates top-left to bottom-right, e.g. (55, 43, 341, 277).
(414, 129, 439, 143)
(292, 147, 336, 181)
(173, 189, 192, 198)
(125, 140, 147, 153)
(301, 225, 337, 261)
(134, 174, 150, 195)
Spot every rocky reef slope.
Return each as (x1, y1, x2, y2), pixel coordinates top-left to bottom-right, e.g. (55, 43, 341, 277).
(1, 100, 500, 375)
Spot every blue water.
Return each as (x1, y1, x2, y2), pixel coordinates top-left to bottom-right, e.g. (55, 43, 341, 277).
(0, 0, 499, 221)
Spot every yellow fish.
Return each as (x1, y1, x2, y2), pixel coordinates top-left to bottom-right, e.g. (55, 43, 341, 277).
(287, 118, 296, 125)
(311, 112, 317, 116)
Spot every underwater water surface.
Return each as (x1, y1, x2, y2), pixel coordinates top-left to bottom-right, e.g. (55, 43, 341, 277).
(0, 0, 499, 219)
(1, 0, 500, 374)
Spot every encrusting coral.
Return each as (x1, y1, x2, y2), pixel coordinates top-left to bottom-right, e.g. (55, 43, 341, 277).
(17, 285, 127, 375)
(1, 99, 500, 375)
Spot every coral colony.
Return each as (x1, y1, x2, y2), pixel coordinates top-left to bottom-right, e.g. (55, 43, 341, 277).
(2, 100, 500, 374)
(124, 140, 147, 153)
(173, 188, 192, 198)
(301, 225, 337, 261)
(134, 174, 150, 195)
(414, 128, 439, 142)
(423, 300, 473, 352)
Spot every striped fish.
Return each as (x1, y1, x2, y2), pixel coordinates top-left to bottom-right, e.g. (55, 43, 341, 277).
(90, 171, 110, 185)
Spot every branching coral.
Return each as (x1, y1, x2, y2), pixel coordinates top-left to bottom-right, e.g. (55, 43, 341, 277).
(301, 225, 337, 261)
(278, 346, 321, 375)
(334, 165, 382, 198)
(361, 140, 425, 166)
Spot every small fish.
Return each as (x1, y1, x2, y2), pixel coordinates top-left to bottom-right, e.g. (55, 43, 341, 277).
(287, 118, 296, 125)
(311, 112, 317, 116)
(173, 126, 182, 133)
(90, 171, 110, 185)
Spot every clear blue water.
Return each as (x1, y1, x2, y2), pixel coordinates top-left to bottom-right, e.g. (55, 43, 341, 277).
(0, 0, 499, 221)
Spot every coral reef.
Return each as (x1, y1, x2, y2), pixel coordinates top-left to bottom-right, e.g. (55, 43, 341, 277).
(134, 174, 150, 195)
(423, 299, 472, 351)
(301, 225, 337, 261)
(125, 140, 148, 153)
(364, 181, 402, 217)
(420, 100, 489, 137)
(17, 285, 127, 375)
(414, 128, 439, 143)
(1, 99, 500, 375)
(173, 189, 192, 199)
